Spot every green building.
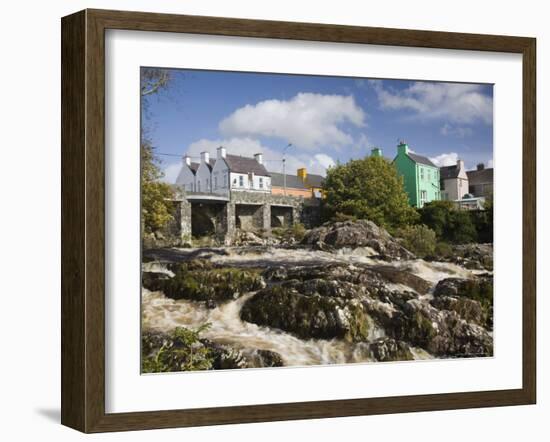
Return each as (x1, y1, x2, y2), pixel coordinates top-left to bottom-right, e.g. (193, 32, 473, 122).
(392, 141, 441, 207)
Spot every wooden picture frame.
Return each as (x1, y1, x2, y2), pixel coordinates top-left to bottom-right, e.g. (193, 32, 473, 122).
(61, 8, 536, 433)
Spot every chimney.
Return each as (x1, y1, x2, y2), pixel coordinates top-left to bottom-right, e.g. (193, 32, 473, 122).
(297, 168, 307, 182)
(217, 146, 226, 159)
(183, 155, 191, 166)
(397, 141, 409, 156)
(457, 159, 465, 171)
(477, 163, 485, 171)
(254, 153, 263, 164)
(200, 151, 210, 164)
(371, 147, 382, 157)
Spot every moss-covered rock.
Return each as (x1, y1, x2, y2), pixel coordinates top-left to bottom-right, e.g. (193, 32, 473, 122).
(368, 337, 414, 362)
(157, 262, 265, 303)
(240, 285, 370, 342)
(433, 276, 493, 330)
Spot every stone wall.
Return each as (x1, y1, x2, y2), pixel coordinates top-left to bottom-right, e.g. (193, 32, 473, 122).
(145, 190, 322, 248)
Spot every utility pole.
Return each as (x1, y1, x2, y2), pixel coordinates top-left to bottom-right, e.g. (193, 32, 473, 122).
(282, 143, 292, 196)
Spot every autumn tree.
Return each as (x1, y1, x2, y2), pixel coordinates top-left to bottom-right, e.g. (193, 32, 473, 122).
(322, 156, 418, 229)
(141, 68, 175, 234)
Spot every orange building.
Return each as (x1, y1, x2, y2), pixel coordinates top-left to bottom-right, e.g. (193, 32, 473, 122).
(297, 168, 325, 198)
(270, 168, 325, 198)
(270, 172, 312, 197)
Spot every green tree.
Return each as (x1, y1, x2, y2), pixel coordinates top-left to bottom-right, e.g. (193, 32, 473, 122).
(140, 68, 175, 234)
(322, 156, 418, 229)
(395, 224, 437, 258)
(419, 200, 478, 244)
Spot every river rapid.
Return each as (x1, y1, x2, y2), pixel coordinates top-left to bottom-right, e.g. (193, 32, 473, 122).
(142, 246, 489, 367)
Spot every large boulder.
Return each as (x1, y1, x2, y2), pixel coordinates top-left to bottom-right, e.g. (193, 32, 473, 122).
(302, 220, 415, 260)
(240, 285, 371, 342)
(145, 261, 265, 304)
(433, 243, 494, 271)
(367, 337, 414, 362)
(433, 276, 493, 330)
(433, 276, 493, 302)
(371, 265, 432, 294)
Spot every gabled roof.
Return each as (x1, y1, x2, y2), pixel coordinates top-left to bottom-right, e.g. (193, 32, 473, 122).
(467, 168, 493, 185)
(189, 162, 200, 173)
(224, 154, 270, 176)
(305, 173, 325, 188)
(270, 172, 308, 189)
(407, 152, 437, 168)
(440, 164, 460, 180)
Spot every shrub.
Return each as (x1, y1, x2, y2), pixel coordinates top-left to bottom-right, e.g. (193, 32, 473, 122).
(395, 224, 437, 258)
(272, 223, 307, 242)
(419, 201, 478, 244)
(142, 324, 214, 373)
(434, 241, 453, 258)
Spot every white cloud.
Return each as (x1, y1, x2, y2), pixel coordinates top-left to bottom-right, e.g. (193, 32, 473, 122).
(160, 162, 183, 184)
(429, 152, 459, 167)
(440, 123, 473, 138)
(219, 93, 365, 149)
(314, 153, 336, 170)
(370, 80, 492, 125)
(184, 137, 333, 176)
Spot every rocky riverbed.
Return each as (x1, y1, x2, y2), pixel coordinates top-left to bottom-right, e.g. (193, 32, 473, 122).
(141, 221, 493, 372)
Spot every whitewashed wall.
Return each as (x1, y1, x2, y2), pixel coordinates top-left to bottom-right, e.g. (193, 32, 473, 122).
(175, 163, 196, 191)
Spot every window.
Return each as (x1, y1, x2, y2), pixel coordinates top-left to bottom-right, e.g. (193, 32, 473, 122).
(206, 178, 209, 190)
(441, 180, 446, 190)
(259, 177, 264, 189)
(197, 181, 201, 192)
(214, 176, 218, 189)
(239, 175, 244, 187)
(428, 170, 431, 180)
(420, 190, 427, 206)
(420, 168, 424, 180)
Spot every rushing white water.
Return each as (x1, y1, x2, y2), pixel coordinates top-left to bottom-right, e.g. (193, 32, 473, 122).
(142, 289, 376, 366)
(142, 246, 485, 366)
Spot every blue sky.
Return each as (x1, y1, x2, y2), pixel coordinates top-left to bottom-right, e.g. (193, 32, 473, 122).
(141, 68, 493, 182)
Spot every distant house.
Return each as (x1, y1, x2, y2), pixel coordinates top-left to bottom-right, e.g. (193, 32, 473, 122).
(297, 168, 325, 198)
(440, 159, 469, 201)
(175, 146, 271, 195)
(392, 141, 441, 208)
(270, 172, 312, 197)
(467, 163, 493, 197)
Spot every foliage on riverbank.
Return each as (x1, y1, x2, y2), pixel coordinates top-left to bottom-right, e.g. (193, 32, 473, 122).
(142, 324, 214, 373)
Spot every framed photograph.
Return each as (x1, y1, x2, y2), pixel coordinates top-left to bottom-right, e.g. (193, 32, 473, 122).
(61, 9, 536, 433)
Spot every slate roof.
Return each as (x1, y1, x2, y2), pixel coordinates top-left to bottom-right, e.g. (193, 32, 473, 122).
(407, 152, 437, 168)
(305, 173, 325, 188)
(189, 162, 200, 173)
(270, 172, 308, 189)
(467, 168, 493, 185)
(223, 154, 270, 176)
(440, 164, 460, 180)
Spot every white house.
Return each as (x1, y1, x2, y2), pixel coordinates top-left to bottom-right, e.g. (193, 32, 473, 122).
(175, 155, 198, 191)
(175, 146, 271, 194)
(195, 151, 215, 193)
(440, 159, 469, 201)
